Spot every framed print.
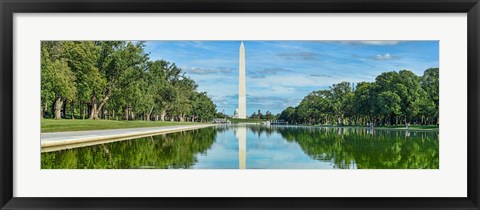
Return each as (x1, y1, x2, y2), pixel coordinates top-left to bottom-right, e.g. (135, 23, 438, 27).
(1, 0, 479, 209)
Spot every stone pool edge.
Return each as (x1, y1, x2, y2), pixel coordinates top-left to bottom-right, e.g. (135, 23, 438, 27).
(41, 124, 217, 152)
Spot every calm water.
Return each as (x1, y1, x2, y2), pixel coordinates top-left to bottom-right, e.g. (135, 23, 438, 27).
(41, 125, 439, 169)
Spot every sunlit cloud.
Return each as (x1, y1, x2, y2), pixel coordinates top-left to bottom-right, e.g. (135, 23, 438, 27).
(277, 52, 319, 60)
(182, 66, 237, 75)
(372, 53, 399, 61)
(310, 74, 331, 78)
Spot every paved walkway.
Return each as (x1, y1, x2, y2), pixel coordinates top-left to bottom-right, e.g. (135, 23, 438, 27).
(41, 124, 216, 149)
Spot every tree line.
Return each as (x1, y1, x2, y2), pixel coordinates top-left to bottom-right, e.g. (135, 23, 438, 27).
(278, 68, 439, 127)
(250, 110, 276, 120)
(41, 41, 217, 122)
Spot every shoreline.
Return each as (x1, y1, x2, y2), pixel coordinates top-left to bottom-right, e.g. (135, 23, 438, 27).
(263, 124, 439, 131)
(41, 124, 217, 153)
(314, 125, 438, 131)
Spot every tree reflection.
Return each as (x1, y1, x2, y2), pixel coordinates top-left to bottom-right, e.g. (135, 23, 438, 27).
(42, 127, 217, 169)
(276, 127, 439, 169)
(41, 125, 439, 169)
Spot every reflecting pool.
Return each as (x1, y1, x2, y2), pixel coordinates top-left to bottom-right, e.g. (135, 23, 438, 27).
(41, 125, 439, 169)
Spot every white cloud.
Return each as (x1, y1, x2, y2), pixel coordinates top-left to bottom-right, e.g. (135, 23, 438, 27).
(374, 53, 393, 60)
(187, 67, 217, 75)
(270, 86, 296, 94)
(183, 67, 236, 75)
(251, 74, 346, 88)
(277, 52, 318, 60)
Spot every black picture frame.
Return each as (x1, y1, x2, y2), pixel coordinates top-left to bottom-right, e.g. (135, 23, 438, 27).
(1, 0, 479, 209)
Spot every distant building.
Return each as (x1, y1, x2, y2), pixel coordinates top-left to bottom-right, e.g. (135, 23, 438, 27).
(233, 108, 239, 119)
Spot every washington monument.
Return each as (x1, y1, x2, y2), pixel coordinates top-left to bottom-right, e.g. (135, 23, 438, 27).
(238, 42, 247, 119)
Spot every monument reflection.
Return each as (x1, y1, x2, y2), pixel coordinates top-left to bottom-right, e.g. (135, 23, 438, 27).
(234, 125, 247, 169)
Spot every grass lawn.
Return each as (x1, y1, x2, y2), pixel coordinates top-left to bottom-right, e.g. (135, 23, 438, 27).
(41, 119, 203, 133)
(229, 118, 265, 123)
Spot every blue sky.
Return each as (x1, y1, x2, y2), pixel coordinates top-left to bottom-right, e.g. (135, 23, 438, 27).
(144, 41, 439, 116)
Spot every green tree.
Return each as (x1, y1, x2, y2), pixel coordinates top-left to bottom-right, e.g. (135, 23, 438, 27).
(191, 92, 217, 122)
(62, 41, 104, 119)
(41, 44, 55, 118)
(331, 82, 353, 125)
(93, 41, 148, 119)
(396, 70, 424, 126)
(353, 82, 375, 125)
(377, 91, 401, 125)
(421, 68, 439, 124)
(116, 62, 145, 120)
(278, 107, 295, 123)
(172, 76, 197, 121)
(48, 59, 77, 119)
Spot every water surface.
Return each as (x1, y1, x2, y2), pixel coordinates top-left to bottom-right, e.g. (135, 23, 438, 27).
(41, 125, 439, 169)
